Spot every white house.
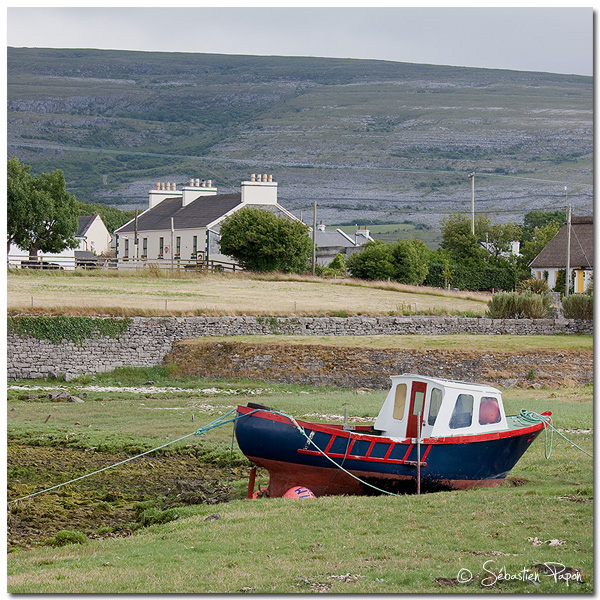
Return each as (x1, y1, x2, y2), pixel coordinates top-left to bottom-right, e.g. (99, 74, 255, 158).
(529, 215, 593, 293)
(8, 214, 111, 269)
(314, 223, 374, 266)
(114, 174, 300, 265)
(75, 214, 112, 255)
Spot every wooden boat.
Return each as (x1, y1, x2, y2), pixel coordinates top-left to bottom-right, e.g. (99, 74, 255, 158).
(234, 374, 551, 497)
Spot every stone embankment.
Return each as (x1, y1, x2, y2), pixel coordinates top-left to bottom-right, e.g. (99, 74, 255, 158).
(7, 315, 592, 383)
(167, 341, 592, 390)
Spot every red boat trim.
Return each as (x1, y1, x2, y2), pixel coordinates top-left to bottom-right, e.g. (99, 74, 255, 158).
(422, 444, 433, 462)
(236, 405, 547, 445)
(401, 444, 414, 462)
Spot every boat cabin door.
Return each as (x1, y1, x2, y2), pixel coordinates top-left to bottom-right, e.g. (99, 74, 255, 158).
(406, 381, 427, 439)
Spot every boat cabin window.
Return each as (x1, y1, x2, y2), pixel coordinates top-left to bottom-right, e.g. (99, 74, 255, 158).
(449, 394, 474, 429)
(428, 387, 443, 426)
(393, 383, 407, 420)
(479, 396, 501, 425)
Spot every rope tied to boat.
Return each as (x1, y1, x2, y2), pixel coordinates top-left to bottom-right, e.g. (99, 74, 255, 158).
(518, 409, 592, 460)
(9, 408, 254, 504)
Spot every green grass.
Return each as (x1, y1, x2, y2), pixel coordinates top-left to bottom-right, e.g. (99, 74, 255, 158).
(178, 334, 593, 353)
(7, 373, 593, 593)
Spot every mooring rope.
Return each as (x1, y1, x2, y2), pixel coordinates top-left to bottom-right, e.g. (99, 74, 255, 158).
(9, 406, 590, 505)
(8, 408, 250, 504)
(518, 409, 593, 460)
(270, 409, 398, 496)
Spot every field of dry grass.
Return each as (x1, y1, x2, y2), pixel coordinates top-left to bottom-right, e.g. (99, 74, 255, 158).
(7, 270, 490, 317)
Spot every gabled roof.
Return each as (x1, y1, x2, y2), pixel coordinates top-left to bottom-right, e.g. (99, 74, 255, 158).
(530, 215, 593, 269)
(315, 229, 356, 249)
(77, 215, 98, 237)
(115, 193, 242, 234)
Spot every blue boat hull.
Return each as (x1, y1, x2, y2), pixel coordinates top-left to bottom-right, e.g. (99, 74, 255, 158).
(234, 405, 545, 497)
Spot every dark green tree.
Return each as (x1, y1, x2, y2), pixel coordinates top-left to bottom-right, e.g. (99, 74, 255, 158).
(391, 238, 431, 285)
(440, 213, 486, 264)
(8, 157, 80, 260)
(519, 221, 562, 267)
(522, 209, 566, 243)
(218, 207, 312, 273)
(345, 240, 396, 281)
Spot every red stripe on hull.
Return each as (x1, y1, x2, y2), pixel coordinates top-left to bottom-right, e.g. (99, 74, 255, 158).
(248, 456, 504, 498)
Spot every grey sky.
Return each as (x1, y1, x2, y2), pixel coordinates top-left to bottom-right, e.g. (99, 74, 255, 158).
(6, 6, 593, 76)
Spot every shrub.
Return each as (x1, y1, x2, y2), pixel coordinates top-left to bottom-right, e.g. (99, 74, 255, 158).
(562, 293, 593, 320)
(487, 292, 551, 319)
(487, 292, 522, 318)
(518, 277, 550, 294)
(519, 292, 552, 319)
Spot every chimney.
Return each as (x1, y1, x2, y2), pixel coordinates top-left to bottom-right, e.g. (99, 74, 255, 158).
(182, 177, 218, 206)
(149, 181, 182, 208)
(241, 173, 278, 205)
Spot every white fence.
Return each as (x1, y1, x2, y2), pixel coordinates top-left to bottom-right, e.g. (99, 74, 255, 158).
(7, 253, 239, 273)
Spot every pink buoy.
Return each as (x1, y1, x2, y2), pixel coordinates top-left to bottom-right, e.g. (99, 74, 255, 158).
(479, 399, 501, 424)
(283, 486, 316, 499)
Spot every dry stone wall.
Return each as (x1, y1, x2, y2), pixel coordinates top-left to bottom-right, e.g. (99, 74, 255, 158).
(7, 315, 592, 381)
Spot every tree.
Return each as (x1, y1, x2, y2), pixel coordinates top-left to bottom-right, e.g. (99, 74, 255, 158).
(522, 209, 565, 243)
(484, 222, 522, 258)
(7, 157, 79, 260)
(345, 240, 396, 281)
(440, 213, 486, 264)
(218, 207, 312, 273)
(519, 221, 562, 267)
(391, 238, 431, 285)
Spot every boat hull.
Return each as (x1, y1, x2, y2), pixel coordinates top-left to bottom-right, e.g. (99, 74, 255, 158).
(234, 406, 546, 497)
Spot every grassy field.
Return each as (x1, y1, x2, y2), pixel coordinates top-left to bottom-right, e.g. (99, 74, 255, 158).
(336, 223, 442, 249)
(7, 270, 490, 317)
(6, 367, 593, 593)
(178, 334, 593, 353)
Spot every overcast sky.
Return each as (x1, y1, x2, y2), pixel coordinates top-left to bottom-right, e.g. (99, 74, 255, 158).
(6, 6, 593, 77)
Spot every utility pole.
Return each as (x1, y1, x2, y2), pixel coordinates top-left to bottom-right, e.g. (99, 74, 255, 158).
(311, 200, 317, 276)
(468, 172, 475, 234)
(134, 209, 139, 260)
(170, 217, 174, 274)
(565, 203, 572, 297)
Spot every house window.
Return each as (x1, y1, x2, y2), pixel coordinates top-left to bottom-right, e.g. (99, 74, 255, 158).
(159, 237, 164, 258)
(176, 236, 181, 259)
(142, 237, 147, 258)
(393, 383, 407, 421)
(193, 235, 198, 256)
(124, 238, 129, 258)
(449, 394, 474, 429)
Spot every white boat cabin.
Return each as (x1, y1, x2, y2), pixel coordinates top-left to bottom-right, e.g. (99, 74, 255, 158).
(373, 374, 508, 440)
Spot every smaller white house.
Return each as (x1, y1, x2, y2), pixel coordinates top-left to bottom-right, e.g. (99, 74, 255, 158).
(114, 174, 300, 265)
(75, 214, 112, 255)
(8, 214, 111, 269)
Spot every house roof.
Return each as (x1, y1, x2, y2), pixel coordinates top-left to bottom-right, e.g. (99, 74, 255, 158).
(315, 229, 356, 249)
(115, 193, 242, 234)
(529, 215, 593, 269)
(77, 215, 97, 237)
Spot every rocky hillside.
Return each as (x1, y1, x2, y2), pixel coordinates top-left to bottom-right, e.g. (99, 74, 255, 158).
(7, 47, 593, 226)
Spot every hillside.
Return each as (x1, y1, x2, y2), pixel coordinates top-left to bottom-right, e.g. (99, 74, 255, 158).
(7, 47, 593, 227)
